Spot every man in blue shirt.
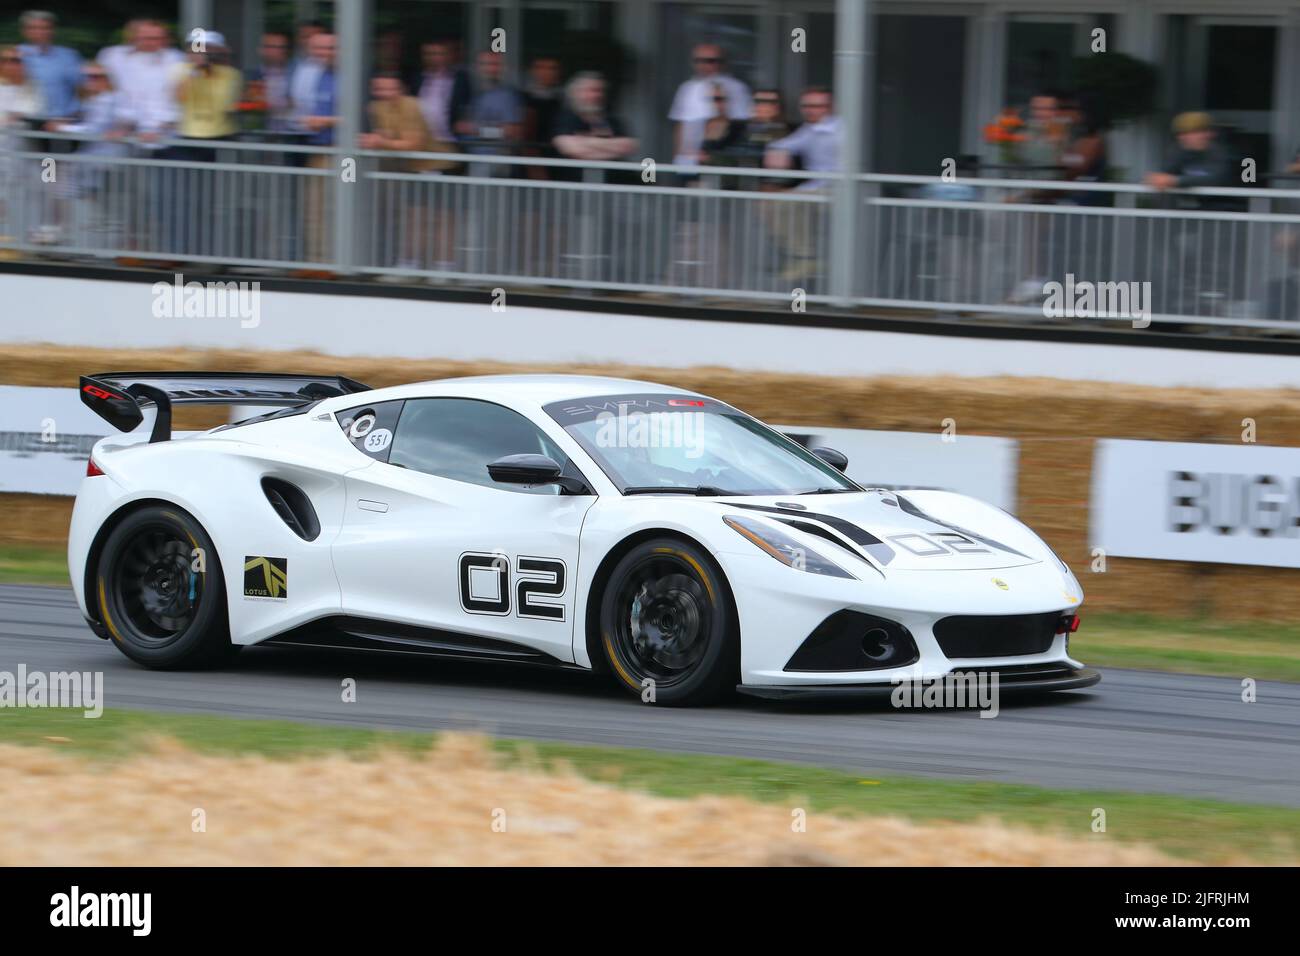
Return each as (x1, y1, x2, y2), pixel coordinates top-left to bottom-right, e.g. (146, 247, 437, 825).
(458, 51, 524, 176)
(18, 10, 81, 120)
(762, 86, 841, 282)
(290, 31, 338, 273)
(292, 31, 337, 146)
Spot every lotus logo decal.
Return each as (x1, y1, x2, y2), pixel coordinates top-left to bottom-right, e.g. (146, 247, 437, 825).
(991, 577, 1009, 591)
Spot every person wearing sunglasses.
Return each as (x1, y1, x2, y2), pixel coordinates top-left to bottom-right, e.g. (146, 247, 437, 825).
(668, 43, 751, 169)
(732, 89, 789, 177)
(0, 46, 43, 152)
(0, 44, 43, 248)
(762, 86, 841, 282)
(43, 65, 128, 234)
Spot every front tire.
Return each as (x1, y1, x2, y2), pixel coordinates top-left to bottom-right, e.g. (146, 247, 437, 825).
(598, 538, 737, 706)
(96, 505, 237, 669)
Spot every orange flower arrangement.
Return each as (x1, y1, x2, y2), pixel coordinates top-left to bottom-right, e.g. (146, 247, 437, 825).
(984, 106, 1026, 163)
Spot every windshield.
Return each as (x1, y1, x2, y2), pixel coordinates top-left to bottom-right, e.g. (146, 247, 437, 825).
(544, 393, 860, 496)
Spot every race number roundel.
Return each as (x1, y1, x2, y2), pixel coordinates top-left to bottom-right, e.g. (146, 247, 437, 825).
(363, 428, 392, 453)
(348, 414, 376, 438)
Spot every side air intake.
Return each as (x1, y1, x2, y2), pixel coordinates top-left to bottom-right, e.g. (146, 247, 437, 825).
(261, 477, 321, 541)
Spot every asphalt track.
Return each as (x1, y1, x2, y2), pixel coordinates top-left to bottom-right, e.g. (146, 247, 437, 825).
(3, 583, 1298, 806)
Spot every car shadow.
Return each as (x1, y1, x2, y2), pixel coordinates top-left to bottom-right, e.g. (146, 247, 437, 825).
(235, 644, 622, 701)
(228, 645, 1099, 717)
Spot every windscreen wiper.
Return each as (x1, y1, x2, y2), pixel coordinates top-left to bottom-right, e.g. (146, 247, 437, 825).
(621, 485, 736, 496)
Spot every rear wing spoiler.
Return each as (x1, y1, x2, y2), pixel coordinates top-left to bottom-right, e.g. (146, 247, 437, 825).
(79, 372, 371, 443)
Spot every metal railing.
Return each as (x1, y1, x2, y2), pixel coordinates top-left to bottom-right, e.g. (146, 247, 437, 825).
(5, 130, 1300, 331)
(857, 174, 1300, 330)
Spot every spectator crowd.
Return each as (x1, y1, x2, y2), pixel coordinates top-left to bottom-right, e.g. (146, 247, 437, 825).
(0, 14, 842, 184)
(0, 8, 1272, 301)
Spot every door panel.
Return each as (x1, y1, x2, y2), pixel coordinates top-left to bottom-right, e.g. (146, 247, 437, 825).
(330, 397, 595, 662)
(334, 463, 591, 660)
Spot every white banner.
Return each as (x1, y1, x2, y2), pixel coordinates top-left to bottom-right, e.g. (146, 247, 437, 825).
(775, 425, 1019, 511)
(0, 386, 113, 496)
(1092, 439, 1300, 568)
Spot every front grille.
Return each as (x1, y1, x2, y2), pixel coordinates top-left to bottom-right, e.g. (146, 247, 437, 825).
(933, 612, 1059, 659)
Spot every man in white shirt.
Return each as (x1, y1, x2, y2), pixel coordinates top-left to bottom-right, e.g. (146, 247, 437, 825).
(668, 43, 750, 167)
(96, 18, 142, 84)
(110, 19, 183, 146)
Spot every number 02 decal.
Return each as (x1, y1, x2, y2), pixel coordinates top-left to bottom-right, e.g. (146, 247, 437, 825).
(458, 552, 567, 621)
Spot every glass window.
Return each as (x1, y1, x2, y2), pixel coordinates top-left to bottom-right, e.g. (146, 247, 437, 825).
(390, 398, 573, 494)
(545, 393, 858, 496)
(1204, 25, 1275, 113)
(874, 14, 966, 174)
(1167, 16, 1277, 172)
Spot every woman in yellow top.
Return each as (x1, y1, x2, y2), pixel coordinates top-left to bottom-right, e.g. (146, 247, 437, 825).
(172, 32, 241, 143)
(162, 32, 242, 258)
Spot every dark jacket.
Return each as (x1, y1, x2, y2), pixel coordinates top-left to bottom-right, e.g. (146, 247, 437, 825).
(1163, 140, 1242, 210)
(413, 66, 472, 139)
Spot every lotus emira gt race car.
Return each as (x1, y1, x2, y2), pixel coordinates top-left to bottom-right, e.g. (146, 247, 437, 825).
(69, 371, 1099, 705)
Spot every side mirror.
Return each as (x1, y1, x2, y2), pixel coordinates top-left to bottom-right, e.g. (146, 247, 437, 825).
(487, 453, 562, 484)
(811, 446, 849, 472)
(487, 454, 592, 494)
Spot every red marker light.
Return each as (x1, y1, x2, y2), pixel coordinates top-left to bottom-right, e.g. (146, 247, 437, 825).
(1057, 613, 1080, 634)
(86, 458, 104, 477)
(668, 399, 706, 407)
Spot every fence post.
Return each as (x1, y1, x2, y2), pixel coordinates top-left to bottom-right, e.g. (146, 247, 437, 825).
(830, 0, 872, 305)
(333, 0, 371, 274)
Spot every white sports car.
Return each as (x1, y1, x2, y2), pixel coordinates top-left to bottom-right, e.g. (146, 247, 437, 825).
(70, 371, 1098, 705)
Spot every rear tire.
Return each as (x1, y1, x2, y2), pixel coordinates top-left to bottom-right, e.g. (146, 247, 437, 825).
(96, 505, 237, 669)
(598, 538, 737, 706)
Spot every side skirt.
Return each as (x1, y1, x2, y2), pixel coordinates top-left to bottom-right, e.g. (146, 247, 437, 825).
(262, 615, 586, 670)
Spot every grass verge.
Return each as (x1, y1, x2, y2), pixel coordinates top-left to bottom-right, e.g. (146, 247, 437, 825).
(0, 544, 67, 586)
(1072, 613, 1300, 683)
(0, 707, 1295, 864)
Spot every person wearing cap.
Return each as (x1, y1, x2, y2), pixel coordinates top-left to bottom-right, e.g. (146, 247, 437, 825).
(172, 30, 242, 146)
(1144, 111, 1234, 197)
(1145, 111, 1241, 314)
(163, 30, 242, 259)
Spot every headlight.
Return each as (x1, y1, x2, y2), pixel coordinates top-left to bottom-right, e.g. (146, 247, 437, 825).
(723, 515, 855, 579)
